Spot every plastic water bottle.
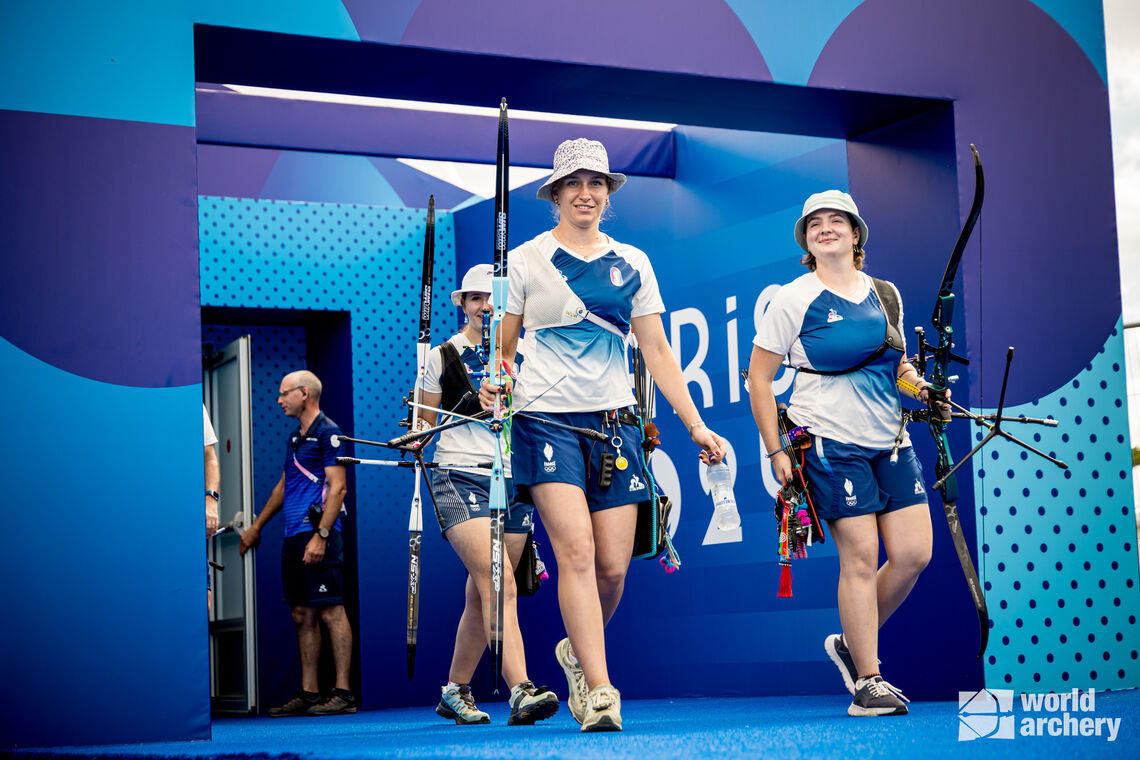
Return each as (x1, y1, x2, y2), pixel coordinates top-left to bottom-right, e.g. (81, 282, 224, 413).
(707, 459, 741, 530)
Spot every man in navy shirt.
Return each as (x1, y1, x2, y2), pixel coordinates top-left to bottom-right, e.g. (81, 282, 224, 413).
(240, 370, 354, 716)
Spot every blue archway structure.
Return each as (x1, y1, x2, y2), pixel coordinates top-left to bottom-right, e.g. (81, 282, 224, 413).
(2, 0, 1133, 749)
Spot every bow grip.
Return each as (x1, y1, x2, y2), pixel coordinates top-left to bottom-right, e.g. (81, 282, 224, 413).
(927, 386, 952, 422)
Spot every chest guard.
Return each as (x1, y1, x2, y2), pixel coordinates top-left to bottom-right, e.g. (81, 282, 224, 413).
(438, 341, 487, 419)
(516, 240, 628, 342)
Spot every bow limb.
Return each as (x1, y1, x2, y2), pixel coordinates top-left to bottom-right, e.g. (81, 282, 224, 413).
(926, 145, 989, 659)
(406, 195, 435, 679)
(488, 99, 510, 695)
(928, 422, 989, 660)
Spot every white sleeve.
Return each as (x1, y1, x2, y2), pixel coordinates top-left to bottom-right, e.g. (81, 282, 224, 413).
(203, 405, 218, 447)
(630, 250, 665, 317)
(418, 345, 444, 393)
(505, 246, 529, 316)
(752, 288, 800, 357)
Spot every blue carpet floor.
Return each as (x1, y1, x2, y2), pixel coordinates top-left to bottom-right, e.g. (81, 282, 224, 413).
(9, 691, 1138, 760)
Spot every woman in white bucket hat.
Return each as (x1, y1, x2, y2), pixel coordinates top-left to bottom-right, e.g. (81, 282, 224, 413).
(481, 138, 726, 732)
(415, 264, 558, 726)
(748, 190, 939, 718)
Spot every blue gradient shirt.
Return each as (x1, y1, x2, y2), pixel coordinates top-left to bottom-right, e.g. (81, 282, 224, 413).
(754, 272, 908, 448)
(507, 231, 664, 412)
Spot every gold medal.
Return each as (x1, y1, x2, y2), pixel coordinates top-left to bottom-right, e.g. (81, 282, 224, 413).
(615, 456, 629, 471)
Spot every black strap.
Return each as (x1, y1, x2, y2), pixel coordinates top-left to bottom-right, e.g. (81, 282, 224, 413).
(794, 277, 905, 376)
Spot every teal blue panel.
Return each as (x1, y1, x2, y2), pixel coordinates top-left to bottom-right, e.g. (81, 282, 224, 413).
(1031, 0, 1108, 83)
(195, 0, 359, 40)
(724, 0, 862, 85)
(193, 0, 357, 40)
(259, 151, 404, 207)
(2, 336, 208, 745)
(0, 0, 195, 125)
(977, 320, 1138, 692)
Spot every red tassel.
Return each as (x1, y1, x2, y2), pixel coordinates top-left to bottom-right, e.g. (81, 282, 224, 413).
(777, 560, 793, 597)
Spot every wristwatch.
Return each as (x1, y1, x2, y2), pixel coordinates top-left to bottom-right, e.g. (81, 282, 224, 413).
(316, 526, 330, 539)
(205, 490, 220, 501)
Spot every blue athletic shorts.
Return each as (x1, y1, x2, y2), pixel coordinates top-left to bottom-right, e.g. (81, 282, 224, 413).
(428, 469, 533, 536)
(281, 530, 344, 608)
(511, 411, 650, 512)
(802, 437, 928, 521)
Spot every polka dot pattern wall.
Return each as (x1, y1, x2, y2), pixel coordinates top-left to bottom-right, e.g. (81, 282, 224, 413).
(199, 196, 459, 642)
(978, 321, 1138, 692)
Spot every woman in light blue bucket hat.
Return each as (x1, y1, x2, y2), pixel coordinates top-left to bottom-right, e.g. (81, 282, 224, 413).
(748, 189, 941, 718)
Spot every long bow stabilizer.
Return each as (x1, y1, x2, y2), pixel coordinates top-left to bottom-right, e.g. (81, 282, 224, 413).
(488, 99, 509, 695)
(406, 194, 435, 679)
(908, 145, 1067, 660)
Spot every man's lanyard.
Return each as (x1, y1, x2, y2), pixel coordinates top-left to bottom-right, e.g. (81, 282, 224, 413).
(292, 415, 328, 505)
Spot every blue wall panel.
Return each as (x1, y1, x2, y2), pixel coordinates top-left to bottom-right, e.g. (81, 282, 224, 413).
(1, 337, 208, 747)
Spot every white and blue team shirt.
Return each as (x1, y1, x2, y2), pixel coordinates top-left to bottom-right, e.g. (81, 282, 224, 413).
(419, 333, 513, 477)
(753, 271, 909, 449)
(506, 230, 664, 413)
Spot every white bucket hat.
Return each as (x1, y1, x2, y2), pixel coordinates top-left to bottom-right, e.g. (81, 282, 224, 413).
(536, 138, 627, 201)
(794, 190, 869, 253)
(451, 264, 494, 306)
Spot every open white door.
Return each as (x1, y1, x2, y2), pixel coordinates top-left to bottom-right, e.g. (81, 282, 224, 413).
(204, 336, 258, 714)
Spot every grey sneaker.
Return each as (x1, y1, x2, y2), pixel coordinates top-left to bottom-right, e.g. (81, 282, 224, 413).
(307, 688, 357, 715)
(824, 633, 857, 696)
(267, 689, 320, 717)
(507, 680, 559, 725)
(436, 683, 490, 725)
(556, 637, 588, 724)
(581, 684, 622, 732)
(848, 676, 909, 717)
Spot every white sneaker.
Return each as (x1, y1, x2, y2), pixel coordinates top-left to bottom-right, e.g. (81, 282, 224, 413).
(581, 684, 622, 732)
(555, 637, 588, 724)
